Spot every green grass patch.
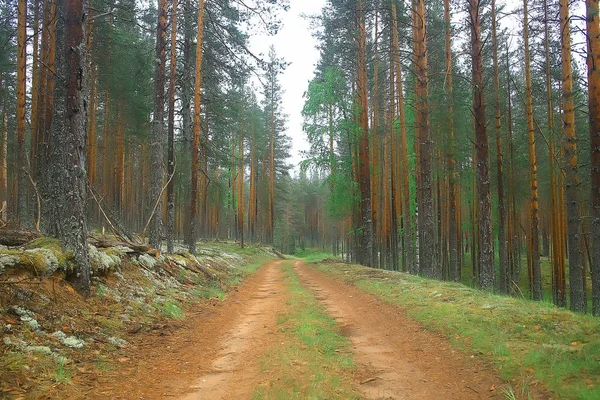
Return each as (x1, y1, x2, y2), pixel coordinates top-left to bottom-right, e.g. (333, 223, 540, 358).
(156, 300, 184, 319)
(253, 262, 359, 400)
(293, 248, 341, 263)
(311, 261, 600, 400)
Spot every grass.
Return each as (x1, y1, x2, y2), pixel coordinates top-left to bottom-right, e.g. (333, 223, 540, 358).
(311, 260, 600, 400)
(252, 261, 359, 400)
(53, 359, 72, 384)
(157, 300, 184, 319)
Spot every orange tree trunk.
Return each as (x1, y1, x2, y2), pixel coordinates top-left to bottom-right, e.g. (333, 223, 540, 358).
(492, 0, 507, 292)
(413, 0, 436, 278)
(355, 0, 372, 267)
(187, 0, 205, 252)
(391, 2, 414, 273)
(586, 0, 600, 315)
(444, 0, 460, 282)
(523, 0, 542, 300)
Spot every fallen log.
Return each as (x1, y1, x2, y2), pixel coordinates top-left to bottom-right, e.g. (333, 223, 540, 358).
(0, 229, 42, 246)
(87, 237, 159, 257)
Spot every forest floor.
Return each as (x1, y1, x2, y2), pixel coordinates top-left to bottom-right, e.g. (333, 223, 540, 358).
(30, 259, 551, 400)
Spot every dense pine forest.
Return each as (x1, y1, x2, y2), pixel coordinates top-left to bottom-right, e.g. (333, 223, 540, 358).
(0, 0, 599, 317)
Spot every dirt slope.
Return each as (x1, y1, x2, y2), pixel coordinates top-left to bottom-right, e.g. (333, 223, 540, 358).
(52, 260, 286, 400)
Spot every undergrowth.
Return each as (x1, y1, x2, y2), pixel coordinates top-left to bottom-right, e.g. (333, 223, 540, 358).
(312, 261, 600, 400)
(253, 261, 359, 400)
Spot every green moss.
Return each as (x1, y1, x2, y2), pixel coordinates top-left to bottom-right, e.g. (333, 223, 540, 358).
(25, 237, 70, 264)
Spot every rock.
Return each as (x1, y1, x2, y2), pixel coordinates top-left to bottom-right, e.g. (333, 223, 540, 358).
(53, 331, 85, 348)
(108, 337, 128, 348)
(24, 319, 40, 331)
(62, 336, 85, 349)
(136, 254, 158, 270)
(25, 346, 52, 355)
(24, 248, 61, 275)
(3, 337, 12, 346)
(88, 245, 120, 272)
(52, 331, 67, 340)
(0, 254, 19, 272)
(119, 314, 131, 322)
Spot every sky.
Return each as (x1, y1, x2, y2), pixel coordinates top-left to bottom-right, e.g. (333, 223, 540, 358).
(249, 0, 327, 171)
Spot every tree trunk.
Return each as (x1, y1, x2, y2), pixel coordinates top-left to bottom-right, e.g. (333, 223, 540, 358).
(523, 0, 542, 300)
(469, 0, 494, 290)
(149, 0, 168, 249)
(391, 1, 415, 274)
(356, 0, 372, 267)
(444, 0, 460, 282)
(166, 0, 178, 253)
(413, 0, 436, 278)
(561, 0, 585, 312)
(187, 0, 205, 253)
(56, 0, 91, 295)
(17, 0, 28, 226)
(491, 0, 507, 293)
(1, 103, 6, 223)
(586, 0, 600, 315)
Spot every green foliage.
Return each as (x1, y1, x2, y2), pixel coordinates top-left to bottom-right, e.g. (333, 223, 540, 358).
(157, 300, 184, 320)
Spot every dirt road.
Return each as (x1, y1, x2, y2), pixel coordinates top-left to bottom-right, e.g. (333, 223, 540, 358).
(61, 259, 510, 399)
(293, 260, 505, 399)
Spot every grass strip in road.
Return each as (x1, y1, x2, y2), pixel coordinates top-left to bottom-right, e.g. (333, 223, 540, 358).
(253, 261, 360, 400)
(309, 260, 600, 400)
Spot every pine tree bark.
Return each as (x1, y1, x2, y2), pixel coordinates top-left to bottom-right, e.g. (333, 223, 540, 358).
(62, 0, 91, 294)
(550, 0, 566, 307)
(492, 0, 507, 292)
(187, 0, 205, 253)
(413, 0, 436, 278)
(166, 0, 178, 253)
(523, 0, 542, 300)
(586, 0, 600, 315)
(391, 1, 415, 273)
(30, 0, 40, 176)
(444, 0, 460, 282)
(356, 0, 372, 267)
(149, 0, 168, 249)
(469, 0, 494, 290)
(560, 0, 585, 312)
(17, 0, 28, 226)
(1, 103, 6, 224)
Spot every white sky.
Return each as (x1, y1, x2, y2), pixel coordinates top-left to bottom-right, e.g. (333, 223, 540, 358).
(249, 0, 326, 171)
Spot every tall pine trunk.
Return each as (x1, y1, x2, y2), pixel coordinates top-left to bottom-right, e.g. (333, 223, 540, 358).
(355, 0, 372, 267)
(187, 0, 205, 253)
(166, 0, 178, 253)
(492, 0, 507, 292)
(17, 0, 28, 226)
(523, 0, 542, 300)
(469, 0, 494, 290)
(149, 0, 168, 248)
(413, 0, 436, 278)
(586, 0, 600, 315)
(561, 0, 585, 312)
(444, 0, 460, 282)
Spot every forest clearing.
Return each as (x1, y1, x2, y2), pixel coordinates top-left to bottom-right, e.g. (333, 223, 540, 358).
(1, 0, 600, 398)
